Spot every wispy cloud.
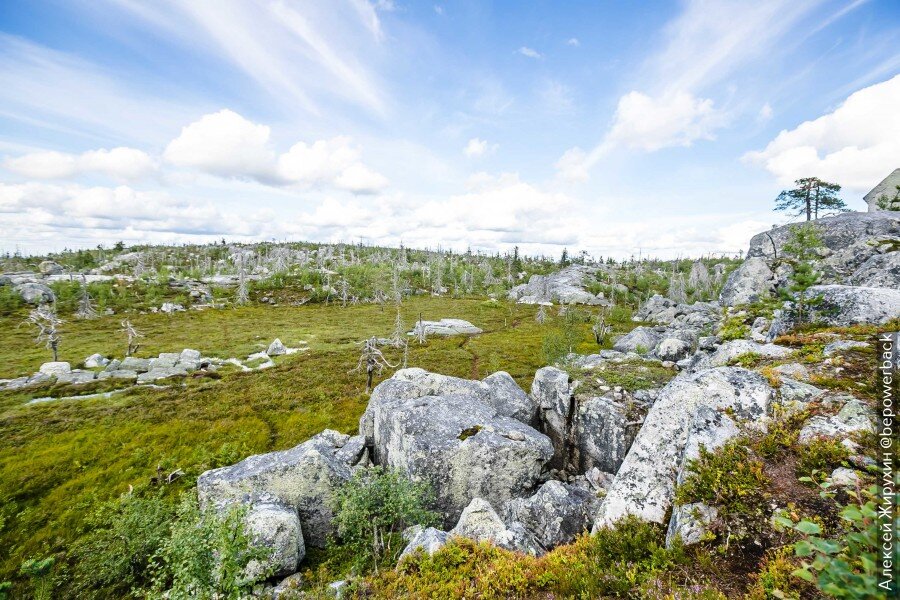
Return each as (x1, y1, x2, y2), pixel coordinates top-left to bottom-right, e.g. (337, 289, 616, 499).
(517, 46, 542, 59)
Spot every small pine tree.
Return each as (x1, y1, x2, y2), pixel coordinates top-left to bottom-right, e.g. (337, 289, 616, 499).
(775, 177, 846, 221)
(780, 223, 824, 324)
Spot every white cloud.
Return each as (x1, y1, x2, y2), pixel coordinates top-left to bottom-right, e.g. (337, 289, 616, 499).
(518, 47, 542, 59)
(566, 38, 580, 47)
(164, 109, 388, 193)
(5, 147, 155, 181)
(606, 91, 726, 151)
(463, 138, 497, 158)
(164, 109, 275, 178)
(556, 90, 726, 180)
(744, 75, 900, 193)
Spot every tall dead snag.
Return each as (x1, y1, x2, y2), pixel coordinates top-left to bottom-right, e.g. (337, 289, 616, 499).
(592, 306, 611, 345)
(24, 305, 64, 361)
(350, 337, 398, 393)
(120, 319, 143, 356)
(75, 276, 98, 320)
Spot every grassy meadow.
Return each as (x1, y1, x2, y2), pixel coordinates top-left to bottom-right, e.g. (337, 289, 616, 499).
(0, 296, 633, 591)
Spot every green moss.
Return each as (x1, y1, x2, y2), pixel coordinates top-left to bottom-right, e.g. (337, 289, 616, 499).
(718, 315, 750, 341)
(574, 359, 677, 392)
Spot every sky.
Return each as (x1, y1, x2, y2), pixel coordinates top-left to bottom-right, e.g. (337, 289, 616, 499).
(0, 0, 898, 259)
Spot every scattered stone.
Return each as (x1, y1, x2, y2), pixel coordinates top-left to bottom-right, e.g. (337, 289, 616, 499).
(508, 265, 607, 305)
(56, 370, 97, 385)
(120, 357, 151, 373)
(410, 318, 483, 336)
(243, 498, 305, 579)
(779, 378, 825, 405)
(266, 339, 287, 356)
(773, 363, 810, 380)
(798, 398, 876, 443)
(654, 338, 693, 362)
(38, 260, 64, 275)
(399, 526, 450, 562)
(451, 498, 543, 555)
(160, 302, 185, 314)
(151, 353, 180, 368)
(97, 370, 138, 381)
(84, 353, 109, 368)
(137, 366, 188, 383)
(830, 467, 861, 487)
(502, 480, 600, 548)
(39, 361, 71, 376)
(823, 340, 871, 357)
(612, 326, 662, 355)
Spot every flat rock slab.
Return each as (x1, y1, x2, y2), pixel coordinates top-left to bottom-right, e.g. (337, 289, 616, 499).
(410, 319, 483, 336)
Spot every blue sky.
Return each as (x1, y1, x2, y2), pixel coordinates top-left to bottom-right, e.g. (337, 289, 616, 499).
(0, 0, 898, 258)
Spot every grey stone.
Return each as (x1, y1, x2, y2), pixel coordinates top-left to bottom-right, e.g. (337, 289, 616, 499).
(823, 340, 871, 357)
(56, 370, 96, 385)
(594, 367, 773, 528)
(773, 363, 810, 380)
(84, 353, 109, 368)
(654, 338, 693, 362)
(502, 480, 600, 548)
(613, 327, 662, 355)
(451, 498, 543, 555)
(398, 527, 450, 562)
(103, 359, 121, 372)
(768, 285, 900, 339)
(160, 302, 185, 314)
(798, 399, 876, 443)
(666, 503, 718, 546)
(197, 430, 366, 547)
(267, 339, 287, 356)
(97, 370, 138, 381)
(180, 348, 202, 362)
(850, 252, 900, 288)
(38, 260, 64, 275)
(39, 361, 71, 376)
(137, 366, 187, 383)
(243, 499, 305, 579)
(830, 467, 861, 487)
(865, 168, 900, 212)
(369, 386, 553, 527)
(719, 257, 774, 306)
(691, 340, 792, 370)
(410, 318, 483, 336)
(120, 357, 151, 372)
(508, 265, 607, 306)
(151, 353, 180, 368)
(779, 378, 825, 405)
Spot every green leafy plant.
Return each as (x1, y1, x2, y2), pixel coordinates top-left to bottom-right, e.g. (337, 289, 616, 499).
(675, 442, 770, 546)
(19, 556, 54, 600)
(149, 493, 271, 600)
(331, 467, 439, 572)
(796, 439, 850, 483)
(775, 484, 894, 598)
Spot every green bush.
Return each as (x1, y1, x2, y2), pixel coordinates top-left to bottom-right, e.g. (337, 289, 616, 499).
(541, 321, 583, 364)
(331, 467, 438, 572)
(796, 439, 850, 482)
(718, 315, 749, 341)
(675, 442, 770, 545)
(0, 286, 23, 316)
(19, 556, 54, 600)
(775, 485, 895, 598)
(70, 490, 176, 598)
(149, 493, 271, 600)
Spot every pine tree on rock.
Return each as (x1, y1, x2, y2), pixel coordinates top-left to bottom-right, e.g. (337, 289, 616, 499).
(775, 177, 847, 221)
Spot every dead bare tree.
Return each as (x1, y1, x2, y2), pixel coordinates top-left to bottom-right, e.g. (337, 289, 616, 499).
(389, 305, 406, 348)
(536, 304, 548, 324)
(24, 305, 64, 361)
(592, 306, 612, 345)
(120, 319, 143, 356)
(415, 312, 427, 345)
(75, 276, 98, 320)
(234, 252, 250, 305)
(349, 337, 399, 393)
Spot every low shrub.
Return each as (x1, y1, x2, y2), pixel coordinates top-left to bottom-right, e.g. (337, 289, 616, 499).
(796, 439, 850, 483)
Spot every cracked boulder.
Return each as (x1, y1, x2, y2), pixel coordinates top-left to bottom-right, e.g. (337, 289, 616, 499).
(768, 285, 900, 340)
(366, 371, 553, 527)
(593, 367, 773, 529)
(719, 257, 774, 306)
(197, 429, 367, 547)
(502, 480, 600, 548)
(451, 498, 543, 555)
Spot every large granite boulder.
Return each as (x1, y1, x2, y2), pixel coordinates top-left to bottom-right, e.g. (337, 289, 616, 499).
(38, 261, 64, 275)
(748, 212, 900, 283)
(502, 480, 600, 548)
(719, 257, 775, 306)
(768, 285, 900, 340)
(508, 265, 606, 305)
(360, 368, 539, 444)
(243, 498, 305, 579)
(531, 366, 640, 474)
(612, 327, 662, 354)
(197, 429, 366, 547)
(690, 340, 793, 371)
(16, 282, 55, 305)
(798, 399, 876, 443)
(593, 367, 773, 528)
(368, 384, 553, 527)
(410, 319, 483, 336)
(398, 527, 450, 562)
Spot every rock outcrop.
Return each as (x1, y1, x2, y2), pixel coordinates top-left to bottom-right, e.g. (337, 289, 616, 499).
(593, 367, 773, 529)
(719, 257, 775, 306)
(197, 429, 367, 549)
(502, 480, 600, 548)
(767, 285, 900, 340)
(410, 319, 483, 336)
(363, 369, 552, 527)
(508, 265, 607, 305)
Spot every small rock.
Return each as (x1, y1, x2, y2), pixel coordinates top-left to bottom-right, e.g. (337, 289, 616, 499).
(84, 353, 109, 369)
(830, 467, 861, 487)
(39, 361, 71, 376)
(267, 339, 287, 356)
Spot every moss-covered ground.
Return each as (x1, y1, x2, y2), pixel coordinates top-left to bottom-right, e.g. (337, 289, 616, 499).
(0, 296, 625, 590)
